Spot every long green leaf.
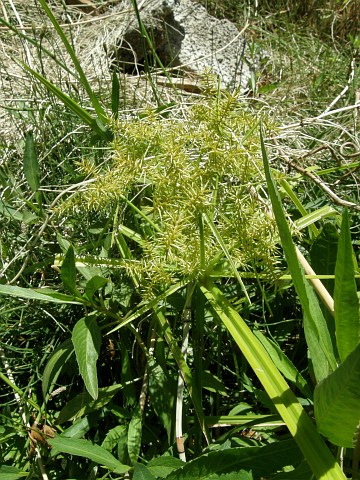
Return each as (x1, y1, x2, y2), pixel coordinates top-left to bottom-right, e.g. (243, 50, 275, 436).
(111, 69, 120, 119)
(253, 329, 312, 398)
(314, 344, 360, 447)
(37, 0, 107, 122)
(49, 436, 130, 472)
(334, 209, 360, 362)
(0, 284, 82, 304)
(203, 211, 250, 303)
(22, 65, 111, 141)
(23, 131, 40, 192)
(201, 280, 346, 480)
(260, 129, 336, 382)
(72, 315, 101, 400)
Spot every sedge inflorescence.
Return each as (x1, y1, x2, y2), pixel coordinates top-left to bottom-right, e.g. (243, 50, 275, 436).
(62, 91, 279, 294)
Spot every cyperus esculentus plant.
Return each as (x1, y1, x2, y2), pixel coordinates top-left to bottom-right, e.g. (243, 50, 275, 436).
(60, 91, 279, 297)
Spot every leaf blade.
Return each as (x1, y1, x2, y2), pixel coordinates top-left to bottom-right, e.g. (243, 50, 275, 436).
(334, 209, 360, 362)
(72, 315, 101, 400)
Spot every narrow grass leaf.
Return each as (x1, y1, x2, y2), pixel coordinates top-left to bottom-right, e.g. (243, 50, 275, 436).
(111, 69, 120, 119)
(155, 309, 211, 445)
(294, 206, 337, 232)
(334, 209, 360, 362)
(260, 128, 336, 381)
(22, 65, 111, 141)
(42, 338, 74, 398)
(49, 437, 130, 472)
(203, 211, 250, 303)
(314, 344, 360, 447)
(23, 131, 40, 193)
(0, 284, 82, 304)
(253, 329, 312, 398)
(201, 280, 346, 480)
(57, 384, 123, 424)
(72, 315, 102, 400)
(37, 0, 107, 122)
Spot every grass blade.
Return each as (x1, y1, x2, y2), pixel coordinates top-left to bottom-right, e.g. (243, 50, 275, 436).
(260, 128, 336, 381)
(201, 279, 346, 480)
(37, 0, 107, 123)
(23, 131, 40, 193)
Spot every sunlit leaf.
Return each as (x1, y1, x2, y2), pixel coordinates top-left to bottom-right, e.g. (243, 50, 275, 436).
(334, 209, 360, 362)
(49, 436, 130, 472)
(72, 315, 101, 400)
(314, 344, 360, 447)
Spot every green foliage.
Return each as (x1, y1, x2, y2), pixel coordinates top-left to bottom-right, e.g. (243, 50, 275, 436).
(314, 344, 360, 448)
(1, 1, 359, 479)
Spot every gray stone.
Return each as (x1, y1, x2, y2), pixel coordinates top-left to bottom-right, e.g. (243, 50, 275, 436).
(106, 0, 252, 91)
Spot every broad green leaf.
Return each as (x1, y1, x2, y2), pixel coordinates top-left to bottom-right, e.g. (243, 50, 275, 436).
(201, 280, 346, 480)
(72, 316, 102, 400)
(253, 329, 312, 398)
(62, 417, 93, 439)
(310, 222, 339, 297)
(147, 456, 184, 478)
(334, 209, 360, 362)
(314, 344, 360, 447)
(0, 466, 28, 479)
(49, 436, 130, 472)
(84, 275, 109, 301)
(165, 439, 302, 480)
(0, 284, 81, 304)
(61, 245, 79, 295)
(260, 129, 336, 382)
(42, 338, 74, 398)
(102, 425, 127, 452)
(23, 131, 40, 192)
(127, 407, 142, 465)
(133, 463, 157, 480)
(57, 384, 123, 424)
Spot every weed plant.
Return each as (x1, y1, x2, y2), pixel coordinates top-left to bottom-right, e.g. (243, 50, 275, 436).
(0, 1, 359, 479)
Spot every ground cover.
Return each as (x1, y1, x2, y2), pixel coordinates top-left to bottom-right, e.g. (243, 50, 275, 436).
(0, 1, 359, 479)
